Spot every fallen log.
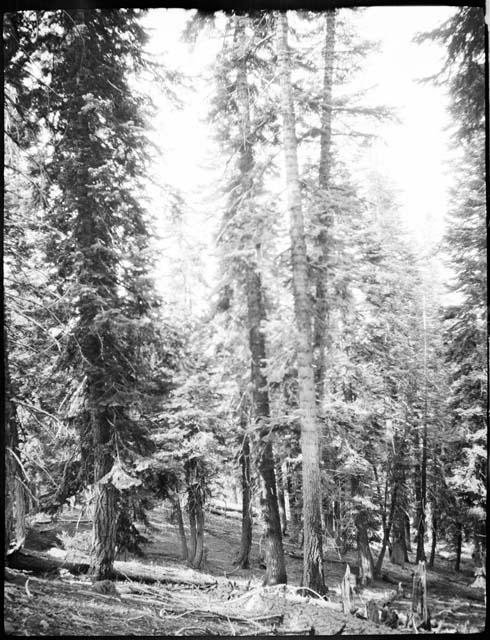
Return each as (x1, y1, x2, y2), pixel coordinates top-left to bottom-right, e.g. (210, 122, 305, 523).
(7, 549, 89, 575)
(6, 549, 216, 587)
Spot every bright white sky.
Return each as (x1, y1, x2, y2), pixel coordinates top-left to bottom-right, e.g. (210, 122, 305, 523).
(141, 6, 458, 310)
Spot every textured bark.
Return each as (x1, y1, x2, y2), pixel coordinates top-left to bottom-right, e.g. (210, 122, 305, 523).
(236, 434, 252, 568)
(235, 14, 286, 586)
(277, 12, 325, 594)
(91, 412, 117, 581)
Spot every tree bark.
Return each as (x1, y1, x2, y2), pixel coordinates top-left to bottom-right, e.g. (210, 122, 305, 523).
(90, 412, 117, 581)
(235, 434, 252, 568)
(234, 14, 286, 586)
(277, 11, 326, 594)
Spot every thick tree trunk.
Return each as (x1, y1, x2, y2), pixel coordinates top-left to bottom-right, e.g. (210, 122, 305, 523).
(235, 14, 286, 586)
(90, 413, 117, 581)
(235, 434, 252, 568)
(277, 11, 326, 595)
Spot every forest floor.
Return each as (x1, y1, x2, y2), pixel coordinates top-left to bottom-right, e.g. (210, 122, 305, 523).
(4, 503, 486, 636)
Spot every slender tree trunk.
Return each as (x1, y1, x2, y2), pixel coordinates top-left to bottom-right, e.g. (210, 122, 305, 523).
(236, 434, 252, 568)
(275, 459, 288, 535)
(454, 521, 462, 572)
(235, 14, 286, 586)
(171, 495, 188, 561)
(404, 513, 412, 553)
(428, 508, 437, 568)
(416, 295, 428, 562)
(277, 12, 326, 594)
(4, 328, 20, 556)
(313, 9, 336, 401)
(352, 476, 374, 585)
(188, 508, 197, 562)
(91, 412, 117, 580)
(287, 461, 303, 546)
(374, 481, 397, 577)
(192, 499, 205, 569)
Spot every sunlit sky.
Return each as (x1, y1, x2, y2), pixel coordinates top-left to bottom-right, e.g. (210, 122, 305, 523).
(141, 6, 459, 310)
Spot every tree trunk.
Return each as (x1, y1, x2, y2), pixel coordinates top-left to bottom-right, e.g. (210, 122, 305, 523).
(374, 481, 397, 577)
(352, 475, 374, 585)
(277, 10, 326, 595)
(428, 509, 437, 568)
(188, 508, 197, 562)
(235, 14, 286, 586)
(454, 520, 462, 572)
(275, 459, 288, 535)
(235, 434, 252, 568)
(171, 495, 188, 561)
(416, 295, 429, 563)
(90, 412, 117, 581)
(313, 8, 336, 402)
(14, 478, 27, 545)
(287, 461, 303, 546)
(404, 513, 412, 552)
(192, 499, 205, 569)
(4, 328, 20, 556)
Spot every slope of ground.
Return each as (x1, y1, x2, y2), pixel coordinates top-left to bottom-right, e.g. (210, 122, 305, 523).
(3, 504, 486, 636)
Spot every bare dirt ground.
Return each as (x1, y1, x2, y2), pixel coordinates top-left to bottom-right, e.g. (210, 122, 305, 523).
(4, 504, 486, 636)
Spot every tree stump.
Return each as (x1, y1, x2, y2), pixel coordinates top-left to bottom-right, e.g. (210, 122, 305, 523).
(409, 560, 430, 630)
(366, 599, 380, 623)
(340, 564, 353, 614)
(470, 566, 485, 589)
